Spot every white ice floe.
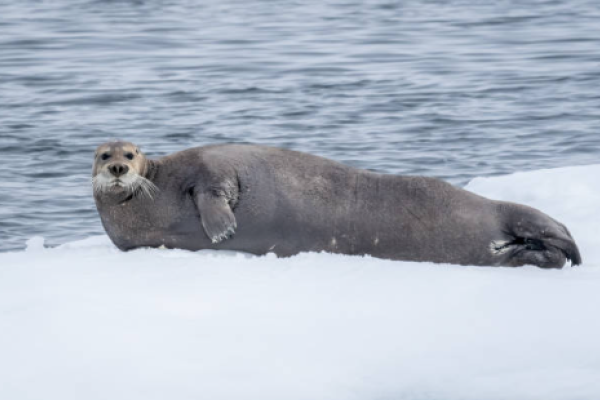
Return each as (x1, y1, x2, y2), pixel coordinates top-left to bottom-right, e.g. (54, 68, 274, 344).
(1, 165, 599, 400)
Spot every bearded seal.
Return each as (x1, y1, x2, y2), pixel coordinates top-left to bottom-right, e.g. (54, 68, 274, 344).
(92, 141, 581, 269)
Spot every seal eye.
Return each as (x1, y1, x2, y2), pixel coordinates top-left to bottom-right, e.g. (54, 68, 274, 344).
(101, 153, 111, 161)
(125, 152, 134, 160)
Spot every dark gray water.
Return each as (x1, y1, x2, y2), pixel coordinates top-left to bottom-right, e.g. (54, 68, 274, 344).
(1, 0, 599, 252)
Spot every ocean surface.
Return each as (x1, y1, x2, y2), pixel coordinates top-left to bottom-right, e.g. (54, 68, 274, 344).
(1, 0, 599, 252)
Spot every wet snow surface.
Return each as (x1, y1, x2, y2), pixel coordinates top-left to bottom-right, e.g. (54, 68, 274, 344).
(1, 165, 599, 400)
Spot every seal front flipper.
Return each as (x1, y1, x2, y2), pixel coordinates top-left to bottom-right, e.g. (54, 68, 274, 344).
(195, 191, 237, 244)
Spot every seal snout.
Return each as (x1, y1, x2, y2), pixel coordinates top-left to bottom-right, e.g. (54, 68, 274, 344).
(108, 163, 129, 177)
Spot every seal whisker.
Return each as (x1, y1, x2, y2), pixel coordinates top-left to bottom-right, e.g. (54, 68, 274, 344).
(140, 181, 152, 200)
(129, 175, 158, 201)
(92, 175, 109, 195)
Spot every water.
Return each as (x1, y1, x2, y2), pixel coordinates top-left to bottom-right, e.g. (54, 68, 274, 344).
(1, 0, 599, 252)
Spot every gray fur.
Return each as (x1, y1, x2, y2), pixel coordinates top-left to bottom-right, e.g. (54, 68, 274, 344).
(93, 141, 582, 269)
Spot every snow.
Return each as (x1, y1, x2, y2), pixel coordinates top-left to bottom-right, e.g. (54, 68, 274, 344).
(1, 165, 599, 400)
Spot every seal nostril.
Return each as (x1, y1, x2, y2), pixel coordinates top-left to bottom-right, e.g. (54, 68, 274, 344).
(109, 164, 128, 177)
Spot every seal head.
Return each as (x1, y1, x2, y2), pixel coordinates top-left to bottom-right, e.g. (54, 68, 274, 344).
(92, 141, 157, 202)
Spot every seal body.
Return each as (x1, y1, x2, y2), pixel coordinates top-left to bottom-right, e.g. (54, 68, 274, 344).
(93, 142, 581, 268)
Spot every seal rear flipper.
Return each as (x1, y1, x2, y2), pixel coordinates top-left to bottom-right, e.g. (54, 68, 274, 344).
(498, 203, 582, 268)
(195, 192, 237, 244)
